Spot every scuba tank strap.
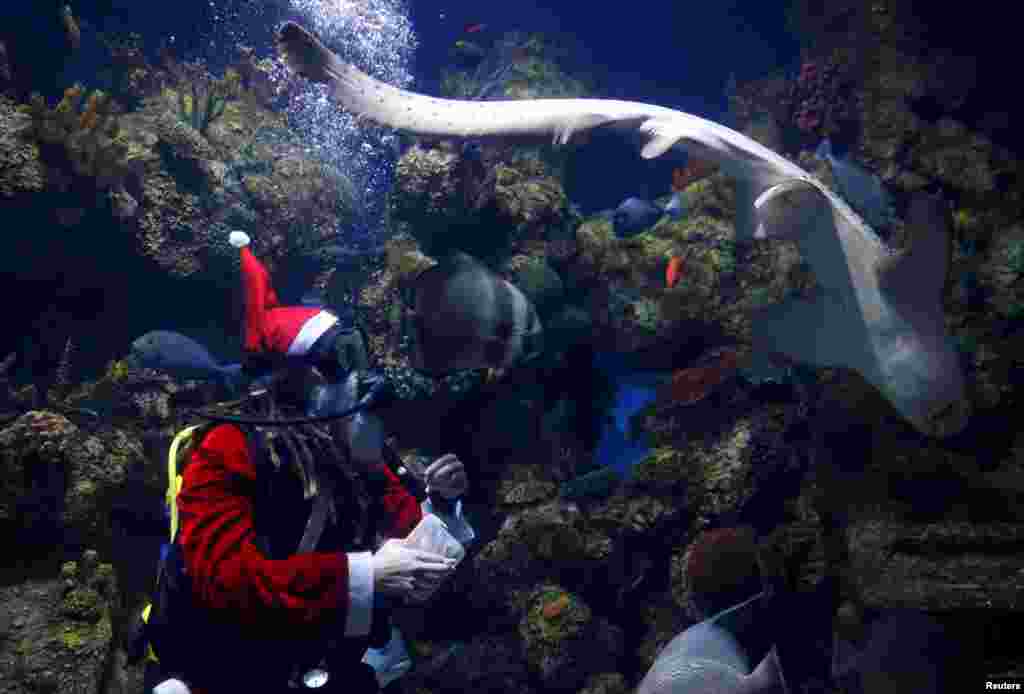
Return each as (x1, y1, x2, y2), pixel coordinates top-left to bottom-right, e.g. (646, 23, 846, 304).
(239, 424, 280, 557)
(166, 424, 217, 543)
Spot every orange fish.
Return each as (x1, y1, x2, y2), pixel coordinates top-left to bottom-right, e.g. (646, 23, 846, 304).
(666, 256, 684, 288)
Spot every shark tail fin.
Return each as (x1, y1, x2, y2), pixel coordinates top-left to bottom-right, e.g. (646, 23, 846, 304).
(827, 154, 894, 231)
(750, 288, 868, 371)
(876, 191, 952, 315)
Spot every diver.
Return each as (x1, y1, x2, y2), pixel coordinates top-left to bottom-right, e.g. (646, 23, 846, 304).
(138, 232, 472, 694)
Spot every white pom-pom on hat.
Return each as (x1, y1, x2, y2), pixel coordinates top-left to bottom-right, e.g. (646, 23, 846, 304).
(228, 231, 251, 248)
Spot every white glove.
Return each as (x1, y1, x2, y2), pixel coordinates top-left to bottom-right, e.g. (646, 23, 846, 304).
(424, 454, 468, 499)
(228, 231, 251, 248)
(371, 539, 454, 598)
(406, 570, 447, 604)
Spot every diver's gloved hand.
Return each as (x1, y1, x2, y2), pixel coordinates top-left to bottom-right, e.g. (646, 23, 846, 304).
(423, 453, 468, 499)
(371, 539, 455, 598)
(406, 570, 447, 604)
(228, 230, 251, 248)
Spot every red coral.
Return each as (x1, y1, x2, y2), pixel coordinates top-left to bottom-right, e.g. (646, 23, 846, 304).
(657, 347, 739, 407)
(671, 157, 717, 193)
(781, 57, 860, 144)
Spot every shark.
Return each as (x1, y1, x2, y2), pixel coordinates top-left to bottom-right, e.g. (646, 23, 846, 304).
(276, 21, 970, 438)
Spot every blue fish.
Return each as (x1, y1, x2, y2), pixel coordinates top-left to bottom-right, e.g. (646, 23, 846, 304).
(815, 139, 894, 232)
(128, 330, 243, 392)
(613, 197, 665, 237)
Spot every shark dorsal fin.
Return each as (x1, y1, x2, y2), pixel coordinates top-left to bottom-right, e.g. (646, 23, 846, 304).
(876, 192, 952, 312)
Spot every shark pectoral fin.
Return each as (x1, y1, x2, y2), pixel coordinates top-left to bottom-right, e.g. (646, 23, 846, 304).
(552, 113, 614, 146)
(753, 179, 830, 241)
(876, 192, 952, 313)
(751, 289, 866, 370)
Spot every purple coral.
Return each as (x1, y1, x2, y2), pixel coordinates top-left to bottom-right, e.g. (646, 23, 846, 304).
(782, 57, 860, 143)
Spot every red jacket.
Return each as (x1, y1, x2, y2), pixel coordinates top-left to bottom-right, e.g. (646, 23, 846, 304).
(176, 423, 423, 645)
(240, 247, 337, 356)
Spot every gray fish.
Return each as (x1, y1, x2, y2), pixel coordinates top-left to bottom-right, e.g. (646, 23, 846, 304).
(128, 331, 242, 391)
(407, 252, 543, 374)
(613, 197, 664, 238)
(637, 593, 787, 694)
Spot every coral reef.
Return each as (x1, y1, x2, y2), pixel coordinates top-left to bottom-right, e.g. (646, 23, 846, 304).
(0, 412, 146, 552)
(0, 96, 47, 196)
(167, 63, 241, 136)
(0, 550, 118, 694)
(440, 32, 591, 102)
(518, 584, 624, 691)
(559, 466, 622, 501)
(18, 84, 136, 191)
(388, 141, 571, 260)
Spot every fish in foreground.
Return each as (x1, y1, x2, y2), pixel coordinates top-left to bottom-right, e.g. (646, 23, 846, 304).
(637, 594, 787, 694)
(406, 252, 543, 374)
(128, 331, 243, 392)
(274, 21, 968, 437)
